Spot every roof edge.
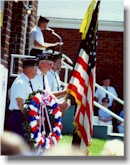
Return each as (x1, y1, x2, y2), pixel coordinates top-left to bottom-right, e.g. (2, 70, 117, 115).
(45, 17, 124, 32)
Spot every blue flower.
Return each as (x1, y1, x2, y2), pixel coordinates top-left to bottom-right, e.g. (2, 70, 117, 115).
(52, 103, 58, 109)
(30, 100, 39, 108)
(41, 138, 46, 148)
(33, 130, 39, 139)
(55, 117, 62, 123)
(28, 115, 36, 121)
(54, 130, 61, 137)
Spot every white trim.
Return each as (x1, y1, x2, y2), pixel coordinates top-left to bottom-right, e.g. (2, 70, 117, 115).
(47, 17, 124, 32)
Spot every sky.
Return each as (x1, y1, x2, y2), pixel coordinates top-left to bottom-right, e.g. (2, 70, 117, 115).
(38, 0, 124, 22)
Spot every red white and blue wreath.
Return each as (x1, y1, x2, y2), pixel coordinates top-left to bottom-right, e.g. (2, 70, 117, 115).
(23, 90, 62, 150)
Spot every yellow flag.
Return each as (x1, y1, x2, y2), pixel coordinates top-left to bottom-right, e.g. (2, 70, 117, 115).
(80, 0, 96, 40)
(0, 9, 3, 27)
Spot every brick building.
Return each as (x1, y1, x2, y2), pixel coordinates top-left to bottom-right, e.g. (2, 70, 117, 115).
(1, 0, 38, 83)
(44, 19, 123, 101)
(1, 1, 123, 129)
(1, 1, 38, 129)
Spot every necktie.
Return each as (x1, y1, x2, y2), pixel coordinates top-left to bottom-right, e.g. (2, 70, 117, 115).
(106, 87, 108, 98)
(29, 80, 33, 92)
(43, 75, 45, 90)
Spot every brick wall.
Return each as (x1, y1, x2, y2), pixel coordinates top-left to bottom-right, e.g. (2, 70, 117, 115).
(2, 1, 38, 130)
(1, 1, 13, 68)
(96, 31, 123, 99)
(1, 1, 38, 70)
(1, 1, 38, 87)
(44, 28, 123, 101)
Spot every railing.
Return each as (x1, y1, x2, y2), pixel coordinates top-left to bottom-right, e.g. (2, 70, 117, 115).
(95, 83, 124, 105)
(94, 101, 124, 122)
(10, 53, 73, 78)
(10, 54, 36, 77)
(10, 53, 124, 122)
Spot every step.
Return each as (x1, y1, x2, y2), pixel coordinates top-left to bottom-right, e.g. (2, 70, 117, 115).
(93, 125, 108, 139)
(108, 133, 124, 141)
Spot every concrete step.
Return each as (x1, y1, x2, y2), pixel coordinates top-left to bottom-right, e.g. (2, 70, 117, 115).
(93, 124, 124, 140)
(108, 133, 124, 141)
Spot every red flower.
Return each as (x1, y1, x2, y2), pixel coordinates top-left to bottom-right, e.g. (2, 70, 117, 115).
(32, 96, 40, 104)
(53, 107, 60, 115)
(31, 125, 38, 132)
(54, 122, 63, 130)
(39, 139, 44, 146)
(29, 110, 38, 116)
(51, 132, 60, 141)
(48, 138, 53, 146)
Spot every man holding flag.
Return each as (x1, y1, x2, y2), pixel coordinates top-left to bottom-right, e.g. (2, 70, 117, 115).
(67, 0, 101, 154)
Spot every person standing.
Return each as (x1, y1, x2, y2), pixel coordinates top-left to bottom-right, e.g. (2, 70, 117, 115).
(94, 75, 118, 131)
(46, 52, 62, 92)
(33, 53, 68, 106)
(29, 16, 61, 56)
(94, 76, 118, 110)
(32, 53, 68, 135)
(9, 58, 38, 138)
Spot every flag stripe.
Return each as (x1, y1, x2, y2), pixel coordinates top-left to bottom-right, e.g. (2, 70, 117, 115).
(67, 84, 83, 105)
(67, 0, 100, 152)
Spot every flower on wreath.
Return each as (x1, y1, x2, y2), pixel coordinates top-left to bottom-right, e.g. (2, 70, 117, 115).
(23, 90, 62, 150)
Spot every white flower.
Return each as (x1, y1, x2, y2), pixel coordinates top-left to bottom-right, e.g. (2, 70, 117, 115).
(30, 133, 34, 139)
(54, 111, 62, 119)
(35, 93, 42, 102)
(34, 142, 38, 147)
(30, 120, 37, 127)
(35, 135, 42, 143)
(23, 104, 29, 109)
(51, 136, 57, 145)
(35, 116, 40, 120)
(53, 126, 61, 133)
(29, 104, 38, 112)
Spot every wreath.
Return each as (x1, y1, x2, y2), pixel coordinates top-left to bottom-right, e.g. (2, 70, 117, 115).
(23, 90, 62, 150)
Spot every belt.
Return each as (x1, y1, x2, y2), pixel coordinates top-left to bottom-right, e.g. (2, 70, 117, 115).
(31, 48, 43, 51)
(12, 109, 20, 111)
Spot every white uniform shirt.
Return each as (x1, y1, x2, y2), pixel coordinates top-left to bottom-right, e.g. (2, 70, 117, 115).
(9, 73, 37, 110)
(94, 86, 118, 107)
(32, 69, 51, 91)
(47, 69, 61, 92)
(29, 25, 45, 51)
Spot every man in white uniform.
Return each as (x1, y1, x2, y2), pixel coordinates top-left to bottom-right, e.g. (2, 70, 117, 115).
(33, 52, 68, 134)
(29, 16, 61, 56)
(47, 52, 62, 92)
(34, 53, 68, 106)
(9, 58, 38, 138)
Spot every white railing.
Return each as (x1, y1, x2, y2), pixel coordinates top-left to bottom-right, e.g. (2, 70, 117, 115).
(10, 53, 73, 78)
(10, 54, 36, 77)
(10, 53, 124, 122)
(94, 101, 124, 122)
(95, 83, 124, 105)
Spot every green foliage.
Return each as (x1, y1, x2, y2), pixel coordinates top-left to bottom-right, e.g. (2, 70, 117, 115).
(89, 138, 106, 156)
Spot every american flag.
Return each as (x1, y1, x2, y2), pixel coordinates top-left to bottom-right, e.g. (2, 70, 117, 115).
(67, 0, 101, 152)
